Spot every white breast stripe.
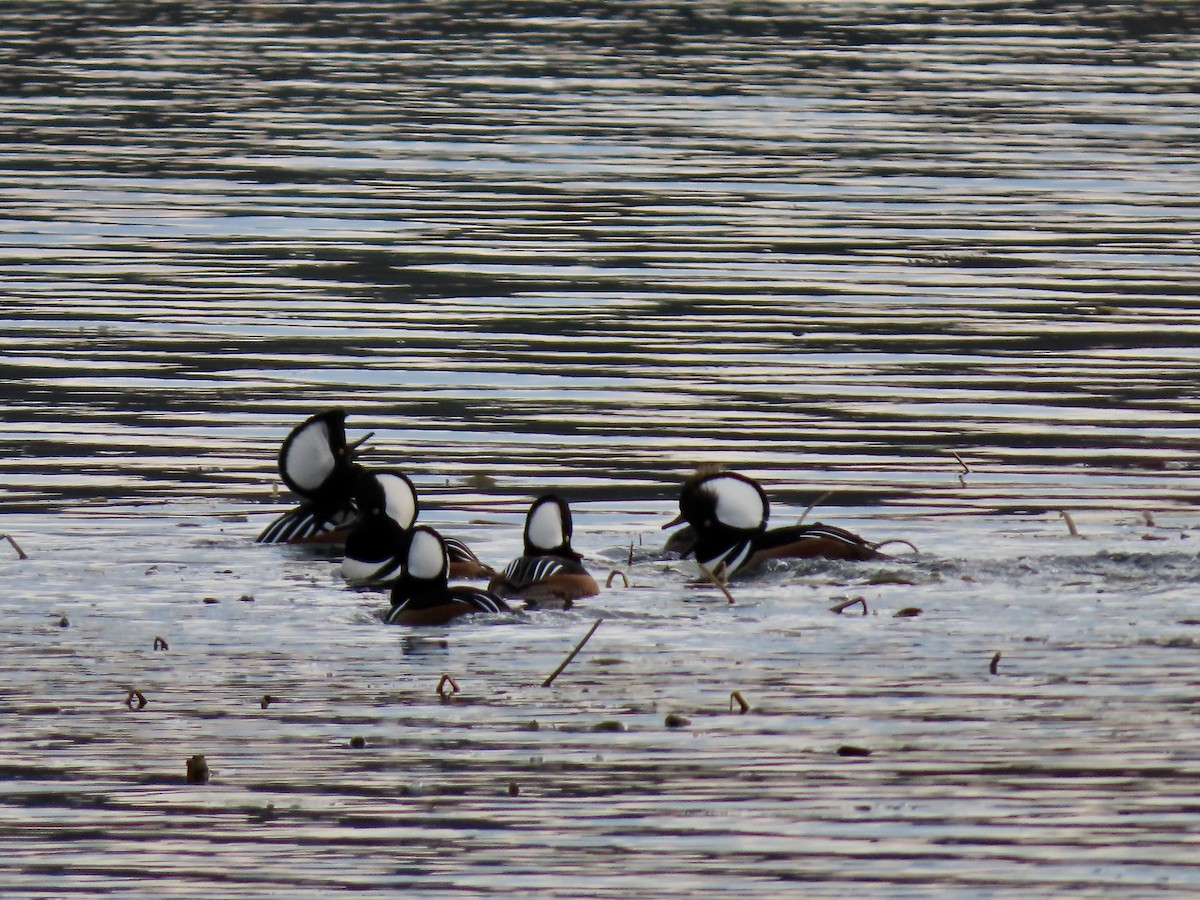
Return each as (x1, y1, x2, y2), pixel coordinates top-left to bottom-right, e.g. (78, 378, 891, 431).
(504, 556, 564, 585)
(445, 538, 477, 563)
(464, 591, 507, 613)
(700, 540, 752, 577)
(804, 526, 859, 547)
(342, 555, 386, 584)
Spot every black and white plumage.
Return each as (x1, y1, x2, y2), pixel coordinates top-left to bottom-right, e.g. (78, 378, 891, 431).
(256, 409, 364, 544)
(488, 495, 599, 605)
(341, 469, 493, 585)
(341, 469, 418, 584)
(387, 526, 512, 626)
(663, 471, 881, 578)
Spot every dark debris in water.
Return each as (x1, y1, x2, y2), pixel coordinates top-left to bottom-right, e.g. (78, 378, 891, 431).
(836, 746, 872, 758)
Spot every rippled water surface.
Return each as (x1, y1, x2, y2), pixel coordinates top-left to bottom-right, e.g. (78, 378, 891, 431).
(4, 1, 1200, 896)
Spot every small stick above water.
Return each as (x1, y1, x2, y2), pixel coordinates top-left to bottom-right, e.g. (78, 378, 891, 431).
(797, 491, 832, 526)
(542, 618, 603, 687)
(1059, 510, 1081, 538)
(989, 651, 1002, 675)
(830, 596, 868, 615)
(1, 534, 28, 560)
(436, 674, 459, 698)
(695, 561, 735, 604)
(605, 570, 629, 588)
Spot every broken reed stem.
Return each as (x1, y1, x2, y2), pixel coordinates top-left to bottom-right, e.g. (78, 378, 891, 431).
(627, 541, 634, 567)
(830, 596, 868, 615)
(797, 491, 832, 526)
(989, 651, 1002, 675)
(729, 690, 750, 714)
(1, 534, 28, 560)
(1059, 510, 1080, 538)
(542, 618, 603, 687)
(951, 451, 970, 476)
(695, 561, 736, 604)
(873, 538, 920, 554)
(436, 674, 460, 698)
(605, 570, 629, 589)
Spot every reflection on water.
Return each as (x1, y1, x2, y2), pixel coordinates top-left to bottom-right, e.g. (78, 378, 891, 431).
(2, 1, 1200, 896)
(3, 0, 1200, 515)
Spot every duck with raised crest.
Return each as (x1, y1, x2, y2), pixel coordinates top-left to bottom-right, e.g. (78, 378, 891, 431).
(662, 470, 882, 578)
(387, 526, 513, 626)
(256, 408, 367, 544)
(488, 495, 599, 605)
(342, 469, 494, 584)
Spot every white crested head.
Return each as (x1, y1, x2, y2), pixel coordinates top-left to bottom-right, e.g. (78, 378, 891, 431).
(526, 496, 567, 551)
(376, 472, 417, 528)
(283, 419, 335, 492)
(705, 475, 768, 530)
(406, 527, 447, 581)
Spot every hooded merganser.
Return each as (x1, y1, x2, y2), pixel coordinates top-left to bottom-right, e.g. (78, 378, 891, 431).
(662, 470, 882, 578)
(387, 526, 513, 626)
(341, 468, 494, 584)
(256, 409, 365, 544)
(488, 495, 599, 605)
(341, 469, 417, 583)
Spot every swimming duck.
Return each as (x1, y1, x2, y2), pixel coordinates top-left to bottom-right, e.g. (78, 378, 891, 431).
(342, 468, 494, 584)
(488, 495, 599, 605)
(341, 468, 417, 583)
(256, 408, 365, 544)
(387, 526, 513, 626)
(662, 470, 882, 578)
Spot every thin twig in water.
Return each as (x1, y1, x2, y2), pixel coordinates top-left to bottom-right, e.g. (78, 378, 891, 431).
(695, 561, 735, 605)
(989, 651, 1001, 675)
(873, 539, 920, 554)
(729, 690, 750, 714)
(1059, 510, 1080, 538)
(797, 492, 832, 526)
(436, 674, 460, 698)
(1, 534, 28, 560)
(627, 542, 634, 567)
(830, 597, 868, 615)
(542, 618, 603, 687)
(605, 570, 629, 588)
(951, 451, 970, 476)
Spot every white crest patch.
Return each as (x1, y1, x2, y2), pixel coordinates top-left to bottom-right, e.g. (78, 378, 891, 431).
(526, 500, 565, 550)
(407, 529, 446, 580)
(707, 476, 767, 530)
(377, 473, 417, 528)
(283, 420, 335, 492)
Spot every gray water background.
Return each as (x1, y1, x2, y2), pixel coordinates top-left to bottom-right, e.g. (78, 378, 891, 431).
(3, 2, 1200, 896)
